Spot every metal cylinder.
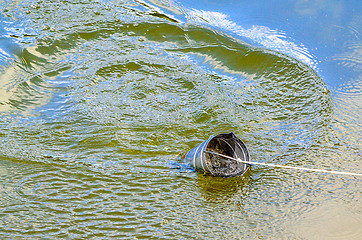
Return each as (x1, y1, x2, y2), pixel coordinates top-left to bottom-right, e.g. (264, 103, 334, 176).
(184, 132, 250, 177)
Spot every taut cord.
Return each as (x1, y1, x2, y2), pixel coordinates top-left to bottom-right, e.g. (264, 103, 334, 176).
(204, 151, 362, 177)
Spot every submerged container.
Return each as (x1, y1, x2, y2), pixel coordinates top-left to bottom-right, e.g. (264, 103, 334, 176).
(184, 132, 250, 177)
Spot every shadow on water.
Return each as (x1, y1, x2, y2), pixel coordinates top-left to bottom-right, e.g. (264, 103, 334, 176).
(196, 171, 252, 204)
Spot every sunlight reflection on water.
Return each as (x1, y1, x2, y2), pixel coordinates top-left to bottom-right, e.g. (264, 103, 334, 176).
(0, 0, 360, 239)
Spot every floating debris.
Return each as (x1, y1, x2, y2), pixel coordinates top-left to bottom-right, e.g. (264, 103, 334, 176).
(184, 132, 250, 177)
(185, 133, 362, 178)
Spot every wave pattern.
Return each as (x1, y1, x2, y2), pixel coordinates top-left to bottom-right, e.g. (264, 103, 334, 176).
(0, 0, 360, 239)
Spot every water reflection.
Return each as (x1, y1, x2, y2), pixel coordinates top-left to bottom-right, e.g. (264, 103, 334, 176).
(0, 47, 55, 112)
(0, 0, 360, 239)
(196, 171, 252, 204)
(333, 42, 362, 71)
(291, 200, 362, 240)
(188, 9, 317, 68)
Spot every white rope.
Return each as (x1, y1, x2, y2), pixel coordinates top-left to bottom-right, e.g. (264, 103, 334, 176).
(204, 151, 362, 177)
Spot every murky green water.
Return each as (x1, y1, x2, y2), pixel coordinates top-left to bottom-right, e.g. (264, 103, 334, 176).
(0, 0, 360, 239)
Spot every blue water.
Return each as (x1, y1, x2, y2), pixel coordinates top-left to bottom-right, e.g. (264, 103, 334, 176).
(181, 0, 361, 84)
(0, 0, 361, 239)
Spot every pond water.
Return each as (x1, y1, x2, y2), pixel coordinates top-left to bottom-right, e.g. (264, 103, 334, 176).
(0, 0, 360, 239)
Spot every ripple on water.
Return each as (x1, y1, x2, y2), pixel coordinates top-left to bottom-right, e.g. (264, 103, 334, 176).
(290, 200, 362, 240)
(0, 0, 359, 239)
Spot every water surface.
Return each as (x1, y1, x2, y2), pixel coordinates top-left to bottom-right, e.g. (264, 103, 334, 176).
(0, 0, 360, 239)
